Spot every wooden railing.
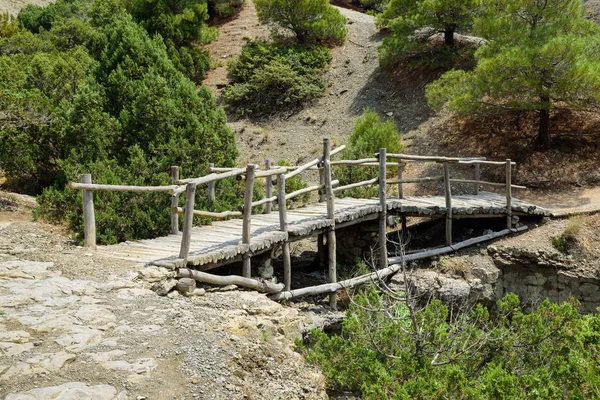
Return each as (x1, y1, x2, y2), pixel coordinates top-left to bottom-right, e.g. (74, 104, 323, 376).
(70, 139, 524, 307)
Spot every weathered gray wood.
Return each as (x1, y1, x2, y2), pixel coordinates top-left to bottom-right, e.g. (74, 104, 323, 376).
(387, 176, 444, 184)
(242, 164, 257, 278)
(474, 163, 480, 195)
(207, 163, 216, 202)
(443, 162, 452, 246)
(387, 225, 528, 264)
(252, 196, 278, 208)
(397, 162, 404, 199)
(179, 182, 197, 259)
(330, 158, 378, 165)
(174, 168, 247, 194)
(171, 166, 180, 235)
(450, 179, 526, 189)
(378, 148, 388, 270)
(178, 269, 284, 294)
(265, 160, 272, 214)
(71, 182, 179, 193)
(82, 174, 96, 249)
(458, 160, 515, 166)
(271, 226, 529, 301)
(174, 207, 241, 219)
(506, 159, 512, 229)
(254, 167, 288, 178)
(277, 174, 291, 291)
(323, 138, 337, 310)
(386, 154, 486, 162)
(333, 177, 378, 193)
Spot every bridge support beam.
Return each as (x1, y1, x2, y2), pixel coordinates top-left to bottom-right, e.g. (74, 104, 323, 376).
(242, 164, 257, 278)
(170, 166, 180, 235)
(378, 148, 388, 270)
(82, 174, 96, 249)
(323, 138, 337, 310)
(443, 162, 453, 246)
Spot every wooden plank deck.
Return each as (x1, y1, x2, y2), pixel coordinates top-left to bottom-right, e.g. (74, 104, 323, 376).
(95, 191, 548, 267)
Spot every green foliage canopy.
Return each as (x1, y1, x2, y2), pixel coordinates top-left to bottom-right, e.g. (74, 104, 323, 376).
(302, 290, 600, 399)
(1, 0, 237, 243)
(254, 0, 348, 45)
(426, 0, 600, 148)
(377, 0, 480, 65)
(223, 39, 332, 116)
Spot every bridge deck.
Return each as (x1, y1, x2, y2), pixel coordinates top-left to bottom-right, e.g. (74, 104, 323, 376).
(95, 191, 548, 268)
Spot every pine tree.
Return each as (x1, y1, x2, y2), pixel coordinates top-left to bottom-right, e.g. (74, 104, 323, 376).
(426, 0, 600, 148)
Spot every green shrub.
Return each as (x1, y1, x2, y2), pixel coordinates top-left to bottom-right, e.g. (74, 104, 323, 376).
(223, 39, 331, 116)
(302, 290, 600, 399)
(208, 0, 244, 19)
(334, 109, 403, 198)
(2, 0, 237, 244)
(254, 0, 347, 45)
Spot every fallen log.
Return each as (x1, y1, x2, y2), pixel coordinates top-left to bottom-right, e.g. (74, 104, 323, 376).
(177, 268, 284, 294)
(271, 225, 529, 301)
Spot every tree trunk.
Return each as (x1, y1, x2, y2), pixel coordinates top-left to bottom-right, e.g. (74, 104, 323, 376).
(538, 107, 551, 149)
(444, 25, 455, 47)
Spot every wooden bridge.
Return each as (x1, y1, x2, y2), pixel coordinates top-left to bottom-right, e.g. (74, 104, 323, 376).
(71, 139, 548, 307)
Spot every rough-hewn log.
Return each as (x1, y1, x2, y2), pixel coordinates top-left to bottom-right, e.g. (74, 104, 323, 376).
(254, 167, 288, 178)
(277, 174, 291, 291)
(443, 162, 452, 246)
(450, 179, 526, 189)
(70, 182, 179, 193)
(81, 174, 96, 249)
(171, 166, 180, 235)
(458, 160, 515, 166)
(178, 269, 284, 294)
(506, 159, 512, 229)
(333, 177, 378, 193)
(265, 160, 272, 214)
(378, 148, 388, 270)
(174, 207, 241, 219)
(386, 154, 486, 162)
(323, 138, 337, 310)
(474, 163, 480, 195)
(387, 176, 444, 184)
(174, 168, 247, 194)
(330, 158, 378, 165)
(242, 164, 257, 278)
(207, 163, 216, 202)
(179, 182, 197, 259)
(272, 226, 529, 301)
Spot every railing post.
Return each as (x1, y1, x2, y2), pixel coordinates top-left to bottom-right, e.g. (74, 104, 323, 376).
(207, 163, 215, 202)
(81, 174, 96, 249)
(170, 166, 180, 235)
(277, 173, 291, 290)
(323, 139, 337, 310)
(474, 162, 480, 196)
(179, 182, 197, 259)
(397, 161, 407, 233)
(506, 159, 512, 229)
(265, 160, 273, 214)
(378, 149, 388, 270)
(242, 164, 257, 278)
(443, 162, 452, 246)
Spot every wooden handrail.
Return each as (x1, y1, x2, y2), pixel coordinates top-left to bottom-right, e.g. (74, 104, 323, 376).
(174, 167, 247, 191)
(70, 182, 180, 193)
(174, 207, 242, 219)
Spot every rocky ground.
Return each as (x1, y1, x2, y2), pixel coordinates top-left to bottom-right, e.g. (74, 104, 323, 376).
(0, 194, 341, 400)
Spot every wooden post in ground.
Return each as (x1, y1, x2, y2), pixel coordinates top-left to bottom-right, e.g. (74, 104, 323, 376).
(378, 149, 388, 270)
(443, 162, 452, 246)
(323, 139, 337, 310)
(170, 166, 180, 235)
(277, 173, 292, 290)
(82, 174, 96, 249)
(506, 159, 512, 229)
(318, 160, 326, 268)
(397, 161, 407, 232)
(179, 182, 197, 259)
(265, 160, 273, 214)
(242, 164, 257, 278)
(474, 162, 480, 196)
(207, 163, 215, 202)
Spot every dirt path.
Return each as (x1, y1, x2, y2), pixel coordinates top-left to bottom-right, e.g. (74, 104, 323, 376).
(0, 194, 337, 399)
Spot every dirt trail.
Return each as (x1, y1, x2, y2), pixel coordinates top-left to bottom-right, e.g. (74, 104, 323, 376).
(0, 193, 336, 399)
